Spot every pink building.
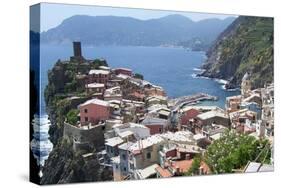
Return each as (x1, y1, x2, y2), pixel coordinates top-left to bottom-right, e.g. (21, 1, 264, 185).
(114, 68, 132, 77)
(79, 98, 110, 125)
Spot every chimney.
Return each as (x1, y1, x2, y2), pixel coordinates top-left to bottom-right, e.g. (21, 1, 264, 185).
(73, 41, 82, 57)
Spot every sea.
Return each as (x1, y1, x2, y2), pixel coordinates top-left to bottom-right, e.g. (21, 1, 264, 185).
(40, 44, 240, 112)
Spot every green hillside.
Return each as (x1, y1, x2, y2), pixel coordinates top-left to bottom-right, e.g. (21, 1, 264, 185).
(201, 16, 273, 89)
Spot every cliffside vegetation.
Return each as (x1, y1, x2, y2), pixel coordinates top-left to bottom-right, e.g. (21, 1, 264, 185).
(45, 58, 107, 145)
(133, 73, 144, 80)
(66, 109, 79, 125)
(45, 58, 108, 105)
(42, 58, 110, 184)
(200, 16, 273, 89)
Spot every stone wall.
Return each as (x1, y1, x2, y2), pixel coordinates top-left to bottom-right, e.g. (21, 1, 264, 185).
(63, 122, 105, 152)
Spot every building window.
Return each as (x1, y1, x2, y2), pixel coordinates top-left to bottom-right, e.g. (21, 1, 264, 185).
(84, 109, 88, 113)
(146, 152, 151, 159)
(85, 117, 88, 122)
(123, 167, 127, 172)
(122, 154, 126, 160)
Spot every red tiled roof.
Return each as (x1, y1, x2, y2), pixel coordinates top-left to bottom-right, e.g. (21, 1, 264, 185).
(181, 109, 200, 124)
(171, 160, 193, 173)
(170, 159, 211, 174)
(156, 166, 173, 178)
(185, 109, 200, 119)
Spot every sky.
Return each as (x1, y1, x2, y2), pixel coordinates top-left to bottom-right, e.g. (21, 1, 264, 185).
(39, 3, 236, 32)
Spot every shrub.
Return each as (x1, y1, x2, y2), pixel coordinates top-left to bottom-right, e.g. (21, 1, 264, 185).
(66, 109, 79, 125)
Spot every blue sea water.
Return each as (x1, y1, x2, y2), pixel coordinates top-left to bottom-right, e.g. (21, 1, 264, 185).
(40, 44, 240, 111)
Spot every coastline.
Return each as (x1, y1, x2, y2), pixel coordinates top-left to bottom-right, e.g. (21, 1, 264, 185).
(39, 40, 272, 184)
(193, 68, 240, 92)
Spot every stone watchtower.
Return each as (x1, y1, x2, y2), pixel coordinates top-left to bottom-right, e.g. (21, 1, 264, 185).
(70, 41, 84, 62)
(73, 41, 82, 57)
(241, 72, 251, 98)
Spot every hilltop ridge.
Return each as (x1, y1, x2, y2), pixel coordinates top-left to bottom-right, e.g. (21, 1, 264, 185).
(41, 15, 235, 51)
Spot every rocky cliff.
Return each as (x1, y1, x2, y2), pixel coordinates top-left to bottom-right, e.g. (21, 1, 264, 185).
(200, 16, 273, 89)
(42, 58, 111, 184)
(41, 139, 112, 184)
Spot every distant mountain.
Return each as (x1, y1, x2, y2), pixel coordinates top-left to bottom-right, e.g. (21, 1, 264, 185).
(200, 16, 273, 89)
(41, 14, 235, 50)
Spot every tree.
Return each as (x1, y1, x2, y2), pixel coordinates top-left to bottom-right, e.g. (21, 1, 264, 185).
(204, 131, 271, 174)
(65, 79, 78, 93)
(133, 73, 144, 80)
(66, 109, 79, 125)
(186, 156, 201, 176)
(91, 59, 108, 68)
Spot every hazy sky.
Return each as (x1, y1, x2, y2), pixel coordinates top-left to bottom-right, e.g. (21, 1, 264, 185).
(39, 3, 236, 32)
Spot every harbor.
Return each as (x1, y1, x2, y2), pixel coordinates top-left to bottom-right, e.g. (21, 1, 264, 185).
(169, 93, 218, 111)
